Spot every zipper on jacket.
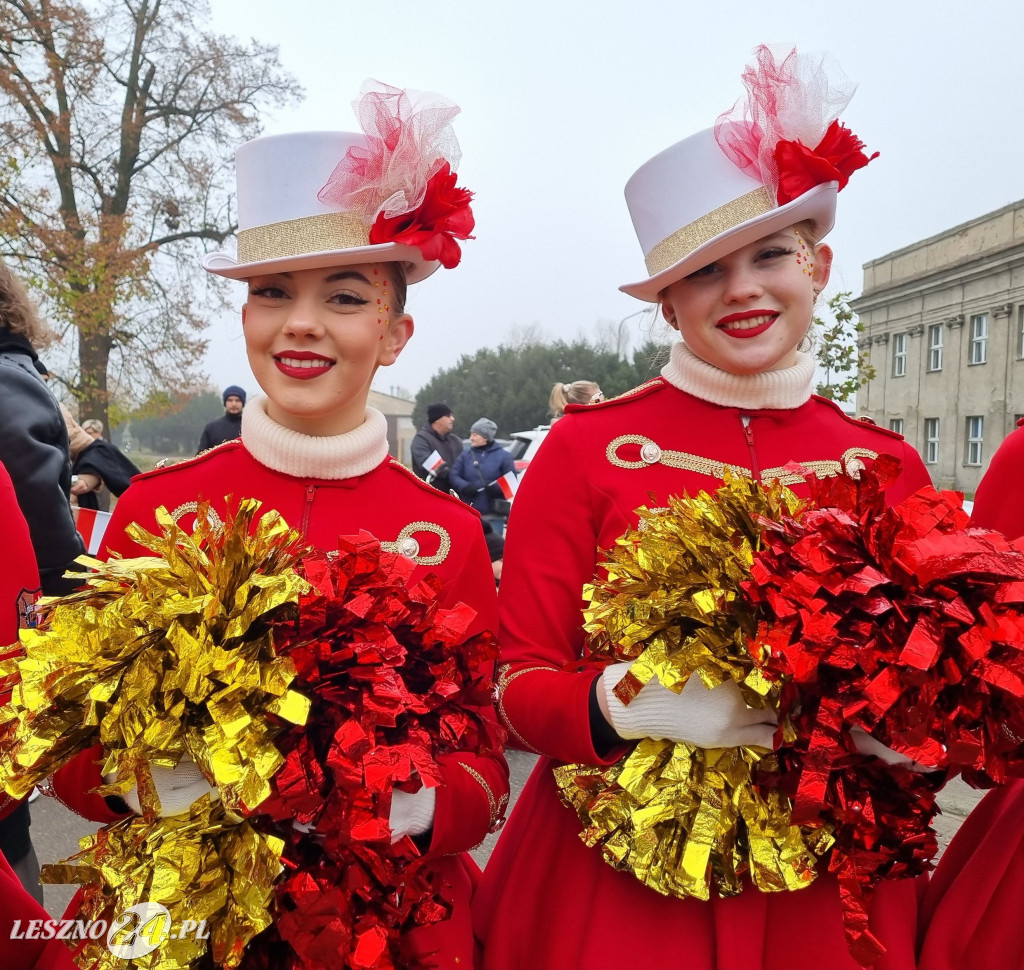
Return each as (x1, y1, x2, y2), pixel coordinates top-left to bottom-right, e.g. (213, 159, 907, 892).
(300, 484, 317, 537)
(740, 415, 761, 480)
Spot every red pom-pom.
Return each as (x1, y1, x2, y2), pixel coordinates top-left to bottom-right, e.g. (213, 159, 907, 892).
(243, 533, 500, 969)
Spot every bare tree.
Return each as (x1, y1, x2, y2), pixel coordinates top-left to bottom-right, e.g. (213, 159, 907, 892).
(814, 291, 876, 404)
(0, 0, 301, 426)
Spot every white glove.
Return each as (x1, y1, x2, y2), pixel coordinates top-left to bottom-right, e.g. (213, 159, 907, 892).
(389, 786, 437, 843)
(850, 728, 938, 772)
(109, 759, 218, 817)
(601, 661, 777, 749)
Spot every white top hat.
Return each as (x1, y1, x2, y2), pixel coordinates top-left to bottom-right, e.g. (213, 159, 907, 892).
(620, 127, 837, 303)
(620, 46, 876, 303)
(202, 132, 439, 282)
(203, 81, 474, 283)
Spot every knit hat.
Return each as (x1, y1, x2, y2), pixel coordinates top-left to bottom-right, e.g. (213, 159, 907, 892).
(223, 385, 247, 405)
(470, 417, 497, 442)
(427, 402, 453, 424)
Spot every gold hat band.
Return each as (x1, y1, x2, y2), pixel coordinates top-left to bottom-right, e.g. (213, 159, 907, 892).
(644, 187, 774, 276)
(237, 212, 372, 264)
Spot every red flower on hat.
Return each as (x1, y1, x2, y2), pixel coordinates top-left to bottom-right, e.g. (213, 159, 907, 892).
(368, 162, 475, 269)
(774, 120, 879, 206)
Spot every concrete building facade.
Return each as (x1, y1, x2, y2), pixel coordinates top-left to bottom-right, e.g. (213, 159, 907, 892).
(367, 388, 415, 465)
(852, 199, 1024, 492)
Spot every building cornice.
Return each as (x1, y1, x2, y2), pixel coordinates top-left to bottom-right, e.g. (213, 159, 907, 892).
(852, 248, 1024, 313)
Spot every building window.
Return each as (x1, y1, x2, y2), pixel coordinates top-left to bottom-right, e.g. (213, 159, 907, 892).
(927, 324, 943, 371)
(892, 333, 907, 377)
(969, 313, 988, 365)
(924, 418, 940, 464)
(965, 416, 984, 466)
(888, 418, 904, 435)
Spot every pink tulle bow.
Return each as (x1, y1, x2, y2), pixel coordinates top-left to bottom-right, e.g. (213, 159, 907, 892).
(318, 81, 462, 224)
(715, 45, 872, 204)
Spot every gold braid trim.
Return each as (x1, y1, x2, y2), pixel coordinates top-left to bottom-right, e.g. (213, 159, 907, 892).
(380, 521, 452, 565)
(606, 436, 878, 484)
(458, 762, 509, 833)
(496, 663, 558, 756)
(644, 188, 774, 276)
(169, 502, 224, 530)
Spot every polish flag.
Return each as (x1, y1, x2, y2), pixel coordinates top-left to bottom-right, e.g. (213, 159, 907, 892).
(73, 506, 113, 555)
(494, 471, 519, 500)
(423, 450, 446, 475)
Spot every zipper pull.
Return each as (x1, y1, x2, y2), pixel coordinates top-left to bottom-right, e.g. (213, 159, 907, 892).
(300, 485, 317, 536)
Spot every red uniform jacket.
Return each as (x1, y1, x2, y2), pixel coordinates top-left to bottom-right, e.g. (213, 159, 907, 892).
(49, 442, 508, 968)
(0, 462, 75, 969)
(917, 419, 1024, 970)
(0, 457, 38, 822)
(475, 379, 932, 970)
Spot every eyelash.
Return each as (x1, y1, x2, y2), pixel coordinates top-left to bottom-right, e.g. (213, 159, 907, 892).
(331, 293, 369, 306)
(249, 285, 285, 299)
(686, 247, 797, 279)
(248, 287, 370, 306)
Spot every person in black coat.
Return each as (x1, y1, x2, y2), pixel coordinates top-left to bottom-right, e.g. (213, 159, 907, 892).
(63, 408, 140, 510)
(450, 417, 515, 526)
(196, 385, 245, 452)
(0, 265, 85, 597)
(410, 402, 462, 492)
(0, 262, 81, 903)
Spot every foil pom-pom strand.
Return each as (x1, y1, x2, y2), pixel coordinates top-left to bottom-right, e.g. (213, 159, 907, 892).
(559, 475, 814, 903)
(44, 798, 284, 970)
(0, 499, 312, 815)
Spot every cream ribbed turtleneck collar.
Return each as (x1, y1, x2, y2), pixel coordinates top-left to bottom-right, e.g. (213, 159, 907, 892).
(660, 341, 815, 410)
(241, 397, 389, 479)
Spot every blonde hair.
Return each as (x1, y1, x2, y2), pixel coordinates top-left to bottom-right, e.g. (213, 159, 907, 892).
(0, 261, 52, 348)
(549, 380, 603, 418)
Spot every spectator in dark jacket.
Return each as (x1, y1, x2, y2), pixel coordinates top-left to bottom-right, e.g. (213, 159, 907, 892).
(197, 385, 245, 452)
(410, 402, 462, 492)
(63, 407, 140, 510)
(0, 264, 85, 597)
(0, 263, 81, 905)
(451, 417, 515, 526)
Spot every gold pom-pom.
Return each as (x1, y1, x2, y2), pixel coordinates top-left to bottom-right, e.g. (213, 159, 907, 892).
(554, 474, 833, 898)
(0, 499, 313, 966)
(0, 499, 310, 815)
(43, 798, 283, 969)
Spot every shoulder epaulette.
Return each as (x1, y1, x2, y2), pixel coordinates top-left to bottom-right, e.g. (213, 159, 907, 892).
(128, 439, 242, 482)
(564, 377, 666, 416)
(810, 395, 910, 441)
(387, 459, 482, 517)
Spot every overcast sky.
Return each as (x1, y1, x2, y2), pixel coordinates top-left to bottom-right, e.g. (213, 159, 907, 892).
(200, 0, 1024, 407)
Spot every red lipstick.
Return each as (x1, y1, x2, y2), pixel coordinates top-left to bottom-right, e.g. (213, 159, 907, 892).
(716, 310, 779, 339)
(273, 350, 335, 380)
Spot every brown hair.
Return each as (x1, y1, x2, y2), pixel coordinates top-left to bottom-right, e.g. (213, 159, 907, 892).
(549, 380, 603, 418)
(388, 262, 409, 314)
(0, 261, 52, 348)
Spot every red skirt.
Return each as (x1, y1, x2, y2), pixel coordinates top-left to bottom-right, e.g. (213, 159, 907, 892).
(474, 757, 920, 970)
(918, 778, 1024, 970)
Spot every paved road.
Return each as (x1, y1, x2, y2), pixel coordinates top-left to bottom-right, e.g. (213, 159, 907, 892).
(32, 749, 982, 917)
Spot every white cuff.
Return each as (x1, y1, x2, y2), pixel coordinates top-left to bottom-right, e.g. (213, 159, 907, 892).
(389, 786, 437, 843)
(107, 759, 218, 817)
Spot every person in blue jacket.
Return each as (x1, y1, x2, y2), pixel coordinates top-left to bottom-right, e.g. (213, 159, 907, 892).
(451, 417, 515, 530)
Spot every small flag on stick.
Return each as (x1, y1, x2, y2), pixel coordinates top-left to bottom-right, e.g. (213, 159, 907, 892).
(73, 506, 113, 555)
(423, 450, 446, 475)
(494, 471, 519, 500)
